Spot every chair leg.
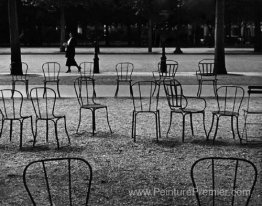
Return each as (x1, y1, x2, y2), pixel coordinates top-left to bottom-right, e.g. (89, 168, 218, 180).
(93, 80, 97, 98)
(76, 108, 82, 134)
(114, 81, 119, 97)
(57, 81, 61, 98)
(0, 119, 5, 137)
(212, 116, 220, 144)
(63, 117, 70, 144)
(105, 107, 112, 134)
(30, 116, 34, 138)
(202, 112, 207, 138)
(166, 112, 173, 138)
(10, 120, 13, 141)
(213, 80, 217, 97)
(207, 114, 215, 140)
(11, 81, 15, 98)
(33, 119, 38, 147)
(53, 120, 60, 149)
(155, 112, 159, 142)
(129, 82, 133, 98)
(131, 111, 135, 139)
(190, 113, 194, 136)
(157, 110, 161, 139)
(182, 114, 186, 142)
(236, 116, 242, 143)
(46, 120, 49, 142)
(231, 116, 235, 139)
(19, 119, 23, 148)
(197, 81, 202, 97)
(25, 80, 29, 98)
(92, 109, 96, 136)
(133, 113, 137, 142)
(43, 82, 47, 98)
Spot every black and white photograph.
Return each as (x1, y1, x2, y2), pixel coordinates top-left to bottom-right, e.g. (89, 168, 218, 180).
(0, 0, 261, 205)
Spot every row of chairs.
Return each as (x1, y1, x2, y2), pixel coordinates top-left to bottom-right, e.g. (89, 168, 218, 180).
(1, 79, 261, 149)
(11, 59, 215, 99)
(22, 156, 258, 205)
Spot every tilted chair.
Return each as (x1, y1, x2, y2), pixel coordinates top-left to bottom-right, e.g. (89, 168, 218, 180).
(23, 157, 92, 206)
(30, 87, 70, 149)
(10, 62, 29, 98)
(242, 86, 262, 143)
(196, 59, 217, 97)
(114, 62, 134, 97)
(42, 62, 61, 98)
(163, 79, 207, 142)
(74, 77, 112, 135)
(153, 60, 179, 82)
(191, 157, 257, 206)
(0, 89, 33, 148)
(131, 81, 161, 142)
(207, 86, 245, 144)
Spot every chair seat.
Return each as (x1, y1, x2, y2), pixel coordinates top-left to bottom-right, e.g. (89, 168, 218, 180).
(117, 79, 132, 82)
(212, 110, 239, 116)
(171, 108, 204, 113)
(43, 80, 59, 82)
(3, 115, 31, 120)
(244, 109, 262, 114)
(81, 104, 106, 109)
(37, 113, 64, 120)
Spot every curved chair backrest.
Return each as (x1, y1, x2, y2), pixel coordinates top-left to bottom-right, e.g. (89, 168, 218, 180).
(191, 157, 257, 206)
(30, 87, 57, 119)
(163, 79, 187, 109)
(10, 62, 28, 81)
(115, 62, 134, 80)
(198, 59, 215, 75)
(216, 86, 245, 114)
(74, 77, 96, 106)
(157, 60, 179, 77)
(131, 81, 160, 112)
(79, 62, 94, 78)
(0, 89, 23, 119)
(42, 62, 60, 81)
(23, 157, 92, 206)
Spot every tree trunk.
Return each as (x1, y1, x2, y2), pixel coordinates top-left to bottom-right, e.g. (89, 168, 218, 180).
(148, 18, 152, 53)
(59, 2, 66, 52)
(214, 0, 227, 74)
(8, 0, 22, 75)
(254, 2, 261, 52)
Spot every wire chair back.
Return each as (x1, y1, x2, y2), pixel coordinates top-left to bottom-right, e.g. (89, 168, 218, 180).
(115, 62, 134, 81)
(0, 89, 23, 119)
(79, 62, 94, 78)
(157, 60, 179, 79)
(246, 86, 262, 113)
(42, 62, 60, 81)
(191, 157, 257, 206)
(74, 77, 96, 106)
(23, 157, 93, 206)
(131, 81, 160, 112)
(198, 59, 215, 76)
(10, 62, 28, 81)
(163, 79, 187, 110)
(216, 86, 245, 114)
(30, 87, 57, 119)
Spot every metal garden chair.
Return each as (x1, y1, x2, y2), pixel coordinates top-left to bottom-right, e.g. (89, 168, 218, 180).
(196, 59, 217, 97)
(191, 157, 257, 206)
(30, 87, 70, 149)
(42, 62, 61, 98)
(74, 77, 112, 135)
(207, 86, 245, 144)
(79, 62, 96, 97)
(163, 79, 207, 142)
(114, 62, 134, 97)
(10, 62, 29, 98)
(0, 89, 33, 148)
(152, 60, 179, 82)
(131, 81, 161, 142)
(242, 86, 262, 143)
(23, 157, 92, 206)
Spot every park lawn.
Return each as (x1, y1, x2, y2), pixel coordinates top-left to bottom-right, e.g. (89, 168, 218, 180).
(0, 97, 261, 205)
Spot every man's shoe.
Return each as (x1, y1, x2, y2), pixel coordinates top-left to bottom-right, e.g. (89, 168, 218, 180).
(66, 70, 71, 73)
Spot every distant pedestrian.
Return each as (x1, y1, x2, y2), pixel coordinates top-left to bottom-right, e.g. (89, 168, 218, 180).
(64, 32, 81, 73)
